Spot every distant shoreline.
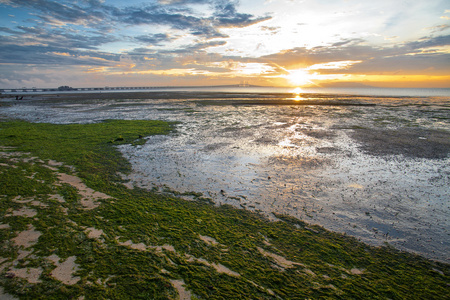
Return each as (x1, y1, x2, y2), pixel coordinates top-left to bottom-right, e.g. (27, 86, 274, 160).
(2, 85, 450, 97)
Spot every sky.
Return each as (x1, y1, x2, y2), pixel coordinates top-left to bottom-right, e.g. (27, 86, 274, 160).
(0, 0, 449, 89)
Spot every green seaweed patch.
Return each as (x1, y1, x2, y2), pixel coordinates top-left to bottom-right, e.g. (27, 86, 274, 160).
(0, 120, 449, 299)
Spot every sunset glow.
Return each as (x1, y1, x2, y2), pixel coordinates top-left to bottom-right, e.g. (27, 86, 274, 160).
(291, 87, 303, 100)
(0, 0, 448, 88)
(284, 69, 313, 87)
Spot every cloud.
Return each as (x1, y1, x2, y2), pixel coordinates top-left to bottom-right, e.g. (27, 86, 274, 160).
(261, 34, 450, 77)
(1, 0, 108, 26)
(0, 0, 447, 88)
(406, 34, 450, 50)
(0, 37, 120, 66)
(16, 26, 44, 35)
(331, 38, 365, 47)
(307, 60, 362, 71)
(347, 53, 450, 76)
(158, 0, 209, 4)
(0, 26, 21, 34)
(121, 39, 228, 72)
(211, 0, 271, 28)
(1, 0, 270, 40)
(111, 1, 269, 38)
(134, 33, 174, 45)
(0, 23, 117, 58)
(181, 40, 227, 51)
(260, 26, 280, 35)
(112, 5, 200, 28)
(1, 0, 268, 67)
(427, 24, 450, 33)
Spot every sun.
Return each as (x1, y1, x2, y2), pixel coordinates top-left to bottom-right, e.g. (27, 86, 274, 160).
(284, 68, 313, 86)
(292, 87, 303, 94)
(291, 87, 303, 100)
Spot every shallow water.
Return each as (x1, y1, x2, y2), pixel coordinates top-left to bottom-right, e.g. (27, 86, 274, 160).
(1, 92, 449, 261)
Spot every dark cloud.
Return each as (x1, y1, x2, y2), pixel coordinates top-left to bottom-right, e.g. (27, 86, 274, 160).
(2, 0, 107, 26)
(16, 26, 44, 35)
(0, 27, 21, 34)
(111, 1, 266, 38)
(190, 26, 228, 38)
(112, 5, 198, 28)
(0, 36, 120, 65)
(124, 39, 226, 64)
(0, 0, 270, 69)
(128, 40, 226, 57)
(0, 25, 117, 53)
(211, 0, 271, 28)
(331, 38, 365, 47)
(177, 40, 227, 52)
(134, 33, 174, 45)
(119, 39, 228, 73)
(406, 34, 450, 49)
(52, 31, 116, 49)
(112, 5, 225, 39)
(2, 0, 269, 41)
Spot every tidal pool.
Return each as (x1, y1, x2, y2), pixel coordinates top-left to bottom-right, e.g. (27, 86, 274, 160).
(1, 92, 449, 261)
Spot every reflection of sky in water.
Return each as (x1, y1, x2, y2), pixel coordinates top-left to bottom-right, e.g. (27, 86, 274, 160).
(2, 95, 449, 262)
(119, 102, 449, 262)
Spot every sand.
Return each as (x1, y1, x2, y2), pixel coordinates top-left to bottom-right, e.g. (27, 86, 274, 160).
(49, 255, 81, 285)
(57, 172, 111, 209)
(12, 225, 41, 248)
(170, 280, 192, 300)
(257, 247, 305, 270)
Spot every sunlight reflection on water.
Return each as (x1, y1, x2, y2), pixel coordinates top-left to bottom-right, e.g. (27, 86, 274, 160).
(118, 99, 449, 261)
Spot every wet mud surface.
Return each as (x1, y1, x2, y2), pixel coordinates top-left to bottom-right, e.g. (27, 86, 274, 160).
(350, 128, 450, 159)
(1, 92, 449, 261)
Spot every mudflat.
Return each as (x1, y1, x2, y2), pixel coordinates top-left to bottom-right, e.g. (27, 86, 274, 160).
(1, 91, 449, 261)
(0, 91, 449, 298)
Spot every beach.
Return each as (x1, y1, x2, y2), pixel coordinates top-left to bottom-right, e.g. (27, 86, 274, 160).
(1, 90, 449, 262)
(0, 90, 449, 299)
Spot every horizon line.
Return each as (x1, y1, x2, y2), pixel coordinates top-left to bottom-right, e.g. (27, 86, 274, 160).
(1, 84, 450, 93)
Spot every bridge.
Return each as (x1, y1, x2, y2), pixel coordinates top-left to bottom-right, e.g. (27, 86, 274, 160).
(0, 86, 171, 93)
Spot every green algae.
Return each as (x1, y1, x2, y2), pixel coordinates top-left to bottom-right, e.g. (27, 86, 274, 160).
(0, 120, 449, 299)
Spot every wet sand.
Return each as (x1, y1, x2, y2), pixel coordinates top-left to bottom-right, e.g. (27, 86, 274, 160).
(1, 91, 449, 261)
